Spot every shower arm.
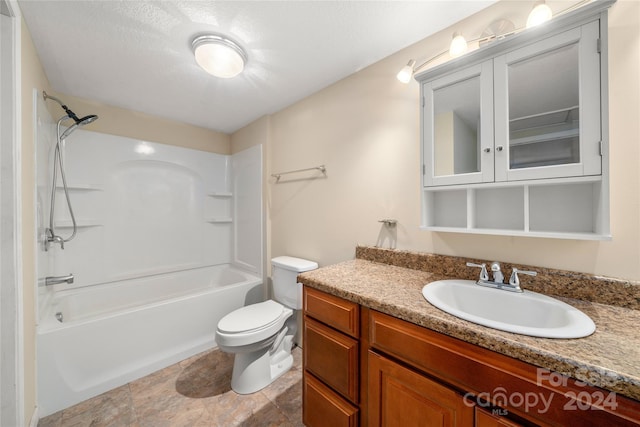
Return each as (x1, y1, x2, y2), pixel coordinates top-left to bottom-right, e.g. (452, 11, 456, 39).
(43, 91, 80, 122)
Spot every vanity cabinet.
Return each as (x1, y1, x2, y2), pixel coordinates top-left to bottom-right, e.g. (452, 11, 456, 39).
(302, 286, 640, 427)
(368, 310, 640, 427)
(303, 286, 360, 427)
(419, 2, 612, 239)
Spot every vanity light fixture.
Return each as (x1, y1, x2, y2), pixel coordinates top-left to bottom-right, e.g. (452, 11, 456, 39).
(526, 0, 553, 28)
(448, 32, 468, 58)
(396, 60, 417, 84)
(192, 34, 247, 78)
(395, 0, 590, 84)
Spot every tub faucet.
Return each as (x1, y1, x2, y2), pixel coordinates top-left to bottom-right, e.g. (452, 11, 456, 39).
(45, 274, 74, 286)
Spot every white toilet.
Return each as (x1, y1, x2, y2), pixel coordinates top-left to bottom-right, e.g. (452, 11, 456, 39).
(215, 256, 318, 394)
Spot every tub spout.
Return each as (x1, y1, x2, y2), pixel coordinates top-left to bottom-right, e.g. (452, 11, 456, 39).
(45, 274, 74, 286)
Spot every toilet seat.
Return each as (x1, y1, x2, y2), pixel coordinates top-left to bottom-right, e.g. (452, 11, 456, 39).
(215, 300, 293, 348)
(218, 300, 285, 334)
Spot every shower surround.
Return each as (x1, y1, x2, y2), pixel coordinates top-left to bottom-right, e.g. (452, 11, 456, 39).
(34, 92, 264, 416)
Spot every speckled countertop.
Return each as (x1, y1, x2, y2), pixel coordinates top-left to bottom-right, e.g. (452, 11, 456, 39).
(298, 247, 640, 402)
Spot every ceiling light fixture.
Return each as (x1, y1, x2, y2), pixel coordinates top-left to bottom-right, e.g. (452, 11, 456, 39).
(526, 0, 553, 28)
(449, 32, 468, 58)
(192, 34, 247, 79)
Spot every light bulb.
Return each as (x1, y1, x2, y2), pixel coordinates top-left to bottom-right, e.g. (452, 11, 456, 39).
(526, 0, 553, 28)
(449, 32, 468, 58)
(397, 60, 416, 84)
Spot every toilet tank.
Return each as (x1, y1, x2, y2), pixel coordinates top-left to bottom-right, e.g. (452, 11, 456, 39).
(271, 256, 318, 309)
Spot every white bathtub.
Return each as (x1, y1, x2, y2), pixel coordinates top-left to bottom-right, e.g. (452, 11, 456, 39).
(37, 265, 263, 417)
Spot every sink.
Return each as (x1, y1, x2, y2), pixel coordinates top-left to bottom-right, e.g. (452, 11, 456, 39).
(422, 280, 595, 339)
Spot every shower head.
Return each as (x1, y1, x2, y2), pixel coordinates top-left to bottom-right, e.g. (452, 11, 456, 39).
(59, 115, 99, 140)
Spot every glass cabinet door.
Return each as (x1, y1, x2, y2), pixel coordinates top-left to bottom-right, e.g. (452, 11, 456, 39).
(423, 61, 494, 186)
(494, 21, 602, 181)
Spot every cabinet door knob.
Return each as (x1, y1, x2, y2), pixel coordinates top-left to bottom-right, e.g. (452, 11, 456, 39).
(496, 146, 504, 152)
(483, 147, 491, 153)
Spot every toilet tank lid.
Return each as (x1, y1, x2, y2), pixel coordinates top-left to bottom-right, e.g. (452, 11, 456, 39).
(271, 256, 318, 272)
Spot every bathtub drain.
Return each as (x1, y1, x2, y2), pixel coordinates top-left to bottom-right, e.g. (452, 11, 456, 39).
(55, 312, 63, 323)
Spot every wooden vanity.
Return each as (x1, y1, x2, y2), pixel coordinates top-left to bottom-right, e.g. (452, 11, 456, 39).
(299, 251, 640, 427)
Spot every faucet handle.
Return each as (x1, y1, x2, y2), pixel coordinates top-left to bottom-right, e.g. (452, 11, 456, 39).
(466, 262, 489, 282)
(509, 268, 537, 287)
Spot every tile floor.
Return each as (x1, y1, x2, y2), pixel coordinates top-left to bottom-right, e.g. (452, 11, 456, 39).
(38, 347, 303, 427)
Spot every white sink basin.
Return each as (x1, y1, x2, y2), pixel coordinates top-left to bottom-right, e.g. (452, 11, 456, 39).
(422, 280, 595, 339)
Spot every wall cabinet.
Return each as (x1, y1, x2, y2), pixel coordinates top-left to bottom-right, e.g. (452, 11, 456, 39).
(419, 2, 612, 239)
(302, 287, 640, 426)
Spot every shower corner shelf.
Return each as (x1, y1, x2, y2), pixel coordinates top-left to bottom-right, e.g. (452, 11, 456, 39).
(205, 218, 233, 224)
(55, 184, 103, 191)
(54, 219, 102, 228)
(207, 192, 233, 198)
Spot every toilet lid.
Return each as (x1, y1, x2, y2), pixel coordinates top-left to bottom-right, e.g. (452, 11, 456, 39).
(218, 300, 285, 334)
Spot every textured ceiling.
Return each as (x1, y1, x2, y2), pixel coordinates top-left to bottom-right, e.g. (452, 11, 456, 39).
(19, 1, 496, 134)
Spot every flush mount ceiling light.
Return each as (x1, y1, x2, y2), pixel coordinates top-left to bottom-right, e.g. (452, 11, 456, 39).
(192, 34, 247, 79)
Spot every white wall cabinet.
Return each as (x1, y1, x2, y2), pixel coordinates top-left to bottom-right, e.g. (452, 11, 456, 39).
(418, 1, 613, 240)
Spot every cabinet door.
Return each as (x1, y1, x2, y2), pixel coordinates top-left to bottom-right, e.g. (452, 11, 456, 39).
(494, 21, 601, 181)
(304, 317, 359, 402)
(368, 351, 474, 426)
(475, 407, 524, 427)
(423, 60, 494, 187)
(304, 372, 359, 427)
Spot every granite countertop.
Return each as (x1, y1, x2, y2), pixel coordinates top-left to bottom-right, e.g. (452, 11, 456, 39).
(298, 258, 640, 402)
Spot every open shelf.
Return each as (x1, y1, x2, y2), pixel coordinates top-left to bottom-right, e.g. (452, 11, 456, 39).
(422, 176, 609, 240)
(205, 218, 233, 223)
(54, 219, 102, 228)
(55, 184, 103, 192)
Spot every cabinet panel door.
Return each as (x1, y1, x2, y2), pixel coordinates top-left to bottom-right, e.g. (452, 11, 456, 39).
(304, 372, 359, 427)
(368, 351, 474, 427)
(304, 317, 359, 402)
(494, 21, 601, 182)
(475, 408, 524, 427)
(423, 60, 494, 187)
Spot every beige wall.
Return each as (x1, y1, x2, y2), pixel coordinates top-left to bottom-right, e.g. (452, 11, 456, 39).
(43, 92, 231, 154)
(263, 0, 640, 281)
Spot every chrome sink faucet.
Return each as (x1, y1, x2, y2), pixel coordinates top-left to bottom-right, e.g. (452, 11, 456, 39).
(466, 262, 537, 293)
(490, 261, 504, 284)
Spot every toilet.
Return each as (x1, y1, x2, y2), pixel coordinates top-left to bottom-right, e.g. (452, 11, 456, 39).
(215, 256, 318, 394)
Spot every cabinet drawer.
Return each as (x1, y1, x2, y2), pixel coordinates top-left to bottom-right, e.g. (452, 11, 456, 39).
(304, 286, 359, 337)
(303, 372, 358, 427)
(304, 317, 359, 402)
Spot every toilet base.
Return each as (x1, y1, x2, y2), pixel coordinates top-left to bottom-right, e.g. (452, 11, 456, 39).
(230, 341, 294, 394)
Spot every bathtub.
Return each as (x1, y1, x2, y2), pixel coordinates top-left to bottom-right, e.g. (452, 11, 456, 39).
(37, 264, 263, 417)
